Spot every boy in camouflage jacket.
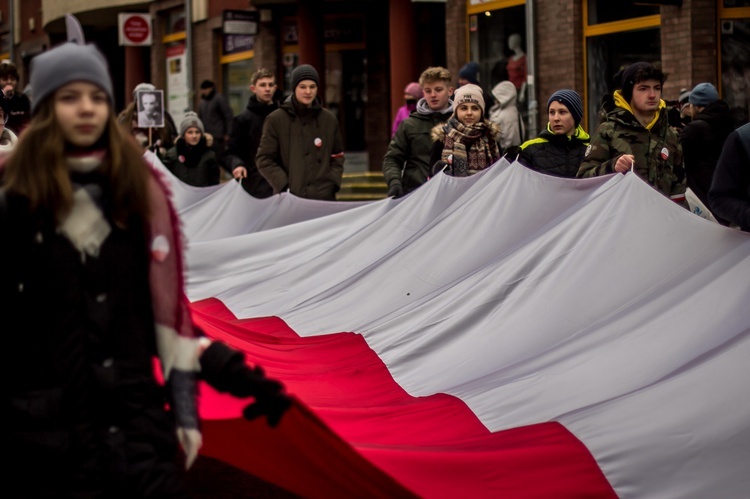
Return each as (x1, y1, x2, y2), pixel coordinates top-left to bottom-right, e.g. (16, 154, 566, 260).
(577, 62, 686, 204)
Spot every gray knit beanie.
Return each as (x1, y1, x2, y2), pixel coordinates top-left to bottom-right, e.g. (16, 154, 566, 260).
(547, 89, 584, 126)
(179, 111, 204, 136)
(688, 83, 719, 107)
(30, 43, 114, 115)
(291, 64, 320, 90)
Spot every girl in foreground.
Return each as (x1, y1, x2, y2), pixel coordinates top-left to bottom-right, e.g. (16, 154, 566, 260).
(1, 42, 289, 498)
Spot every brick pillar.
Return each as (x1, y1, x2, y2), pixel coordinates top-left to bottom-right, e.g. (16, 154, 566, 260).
(389, 0, 417, 123)
(297, 0, 326, 93)
(124, 46, 147, 103)
(661, 0, 718, 101)
(445, 0, 467, 85)
(534, 0, 584, 132)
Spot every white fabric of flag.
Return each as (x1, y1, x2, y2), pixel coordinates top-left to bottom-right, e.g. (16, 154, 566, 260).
(160, 152, 750, 499)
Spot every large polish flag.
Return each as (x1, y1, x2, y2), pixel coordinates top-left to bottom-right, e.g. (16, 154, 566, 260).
(150, 153, 750, 498)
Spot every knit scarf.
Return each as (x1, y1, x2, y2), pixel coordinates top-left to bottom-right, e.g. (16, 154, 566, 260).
(441, 117, 500, 177)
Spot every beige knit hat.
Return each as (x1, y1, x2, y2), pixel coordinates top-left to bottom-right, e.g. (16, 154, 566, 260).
(453, 83, 485, 116)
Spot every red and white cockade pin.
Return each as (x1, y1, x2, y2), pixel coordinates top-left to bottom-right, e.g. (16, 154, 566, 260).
(151, 235, 170, 262)
(314, 137, 322, 148)
(178, 155, 186, 163)
(660, 147, 669, 160)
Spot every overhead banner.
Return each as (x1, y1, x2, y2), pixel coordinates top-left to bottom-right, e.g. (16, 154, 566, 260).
(223, 10, 257, 55)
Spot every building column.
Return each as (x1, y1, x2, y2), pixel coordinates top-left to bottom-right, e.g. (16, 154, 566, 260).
(124, 46, 146, 103)
(297, 0, 325, 91)
(389, 0, 417, 123)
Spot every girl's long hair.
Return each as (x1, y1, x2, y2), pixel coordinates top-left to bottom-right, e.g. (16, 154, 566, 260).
(3, 95, 151, 226)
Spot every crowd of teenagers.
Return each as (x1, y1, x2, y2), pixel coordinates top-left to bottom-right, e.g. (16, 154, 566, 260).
(0, 38, 749, 497)
(384, 62, 749, 231)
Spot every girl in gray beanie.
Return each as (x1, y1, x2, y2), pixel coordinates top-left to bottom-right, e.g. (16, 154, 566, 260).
(164, 111, 220, 186)
(1, 42, 290, 497)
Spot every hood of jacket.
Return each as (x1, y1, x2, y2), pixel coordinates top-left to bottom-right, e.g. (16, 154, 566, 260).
(611, 90, 666, 130)
(279, 94, 323, 118)
(491, 81, 517, 108)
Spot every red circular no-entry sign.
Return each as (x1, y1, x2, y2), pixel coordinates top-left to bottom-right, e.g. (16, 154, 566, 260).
(122, 16, 150, 44)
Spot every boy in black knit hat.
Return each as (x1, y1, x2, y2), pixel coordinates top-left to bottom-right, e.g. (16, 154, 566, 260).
(256, 64, 345, 200)
(518, 89, 590, 178)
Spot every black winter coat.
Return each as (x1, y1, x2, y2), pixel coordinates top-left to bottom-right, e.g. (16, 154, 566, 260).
(164, 136, 220, 187)
(519, 125, 590, 178)
(709, 123, 750, 231)
(224, 95, 278, 198)
(0, 178, 186, 498)
(679, 100, 735, 211)
(256, 96, 344, 201)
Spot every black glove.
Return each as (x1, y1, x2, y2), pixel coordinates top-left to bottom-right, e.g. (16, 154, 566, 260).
(388, 181, 404, 198)
(200, 341, 291, 427)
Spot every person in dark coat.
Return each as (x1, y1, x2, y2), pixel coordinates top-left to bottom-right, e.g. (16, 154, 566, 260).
(518, 89, 590, 178)
(164, 112, 220, 187)
(0, 60, 32, 134)
(382, 66, 454, 197)
(0, 41, 289, 498)
(709, 123, 750, 231)
(198, 79, 233, 157)
(679, 83, 735, 219)
(224, 68, 279, 198)
(256, 64, 345, 200)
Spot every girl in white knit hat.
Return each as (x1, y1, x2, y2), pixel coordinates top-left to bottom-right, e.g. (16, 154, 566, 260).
(430, 83, 501, 177)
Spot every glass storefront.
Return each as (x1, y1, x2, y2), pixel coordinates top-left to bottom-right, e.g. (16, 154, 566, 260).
(586, 28, 661, 126)
(468, 4, 526, 92)
(587, 0, 659, 24)
(223, 57, 254, 116)
(720, 13, 750, 126)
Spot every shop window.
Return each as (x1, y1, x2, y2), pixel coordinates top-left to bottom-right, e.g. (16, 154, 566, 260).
(223, 57, 254, 116)
(724, 0, 750, 7)
(587, 1, 659, 25)
(586, 28, 661, 127)
(468, 4, 527, 113)
(720, 18, 750, 125)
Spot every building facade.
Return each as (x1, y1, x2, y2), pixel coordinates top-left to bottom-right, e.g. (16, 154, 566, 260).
(2, 0, 748, 170)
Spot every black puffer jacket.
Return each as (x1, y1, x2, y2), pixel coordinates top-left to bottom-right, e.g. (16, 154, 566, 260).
(224, 95, 278, 198)
(519, 124, 590, 178)
(679, 100, 735, 211)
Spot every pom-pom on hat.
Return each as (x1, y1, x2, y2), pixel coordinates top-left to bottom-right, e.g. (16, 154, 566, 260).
(179, 111, 204, 136)
(133, 82, 156, 98)
(30, 42, 113, 115)
(547, 89, 584, 126)
(453, 83, 485, 116)
(688, 83, 719, 107)
(404, 82, 423, 100)
(291, 64, 320, 91)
